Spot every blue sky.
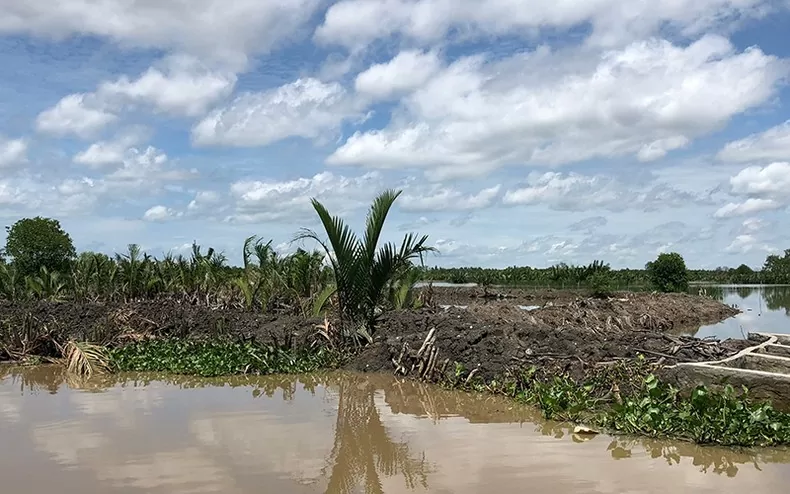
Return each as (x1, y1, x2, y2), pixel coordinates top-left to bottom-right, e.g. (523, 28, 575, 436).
(1, 0, 790, 269)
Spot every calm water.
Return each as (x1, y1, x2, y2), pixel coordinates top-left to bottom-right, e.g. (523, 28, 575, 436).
(694, 285, 790, 340)
(2, 367, 790, 493)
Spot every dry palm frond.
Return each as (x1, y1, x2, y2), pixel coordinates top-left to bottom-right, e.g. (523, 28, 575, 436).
(60, 340, 112, 378)
(315, 316, 337, 348)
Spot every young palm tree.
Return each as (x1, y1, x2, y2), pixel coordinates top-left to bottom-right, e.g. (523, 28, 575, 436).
(297, 189, 436, 333)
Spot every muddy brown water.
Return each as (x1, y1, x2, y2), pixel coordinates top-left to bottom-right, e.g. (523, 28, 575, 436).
(3, 367, 790, 493)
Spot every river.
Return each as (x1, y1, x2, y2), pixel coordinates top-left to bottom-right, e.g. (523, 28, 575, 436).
(2, 366, 790, 493)
(693, 285, 790, 340)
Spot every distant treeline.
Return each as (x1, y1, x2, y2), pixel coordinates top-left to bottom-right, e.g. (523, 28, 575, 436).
(422, 249, 790, 288)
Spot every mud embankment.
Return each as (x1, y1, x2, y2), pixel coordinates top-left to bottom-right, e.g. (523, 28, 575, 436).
(1, 291, 742, 382)
(353, 292, 745, 381)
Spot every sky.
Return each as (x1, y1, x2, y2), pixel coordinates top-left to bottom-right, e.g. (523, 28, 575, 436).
(1, 0, 790, 269)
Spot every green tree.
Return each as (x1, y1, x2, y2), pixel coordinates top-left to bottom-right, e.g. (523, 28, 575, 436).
(763, 249, 790, 284)
(645, 252, 688, 293)
(4, 217, 76, 276)
(298, 189, 436, 333)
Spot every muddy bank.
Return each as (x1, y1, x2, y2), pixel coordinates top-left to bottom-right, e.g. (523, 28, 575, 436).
(0, 300, 323, 360)
(353, 292, 745, 381)
(1, 293, 742, 383)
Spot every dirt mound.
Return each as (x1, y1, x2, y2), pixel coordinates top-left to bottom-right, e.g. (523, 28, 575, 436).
(350, 293, 744, 381)
(1, 293, 743, 384)
(0, 300, 321, 360)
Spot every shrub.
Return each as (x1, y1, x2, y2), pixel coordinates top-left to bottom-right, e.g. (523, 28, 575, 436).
(588, 271, 614, 298)
(645, 252, 688, 293)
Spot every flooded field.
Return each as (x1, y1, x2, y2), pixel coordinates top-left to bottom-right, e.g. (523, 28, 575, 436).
(3, 366, 790, 493)
(694, 285, 790, 340)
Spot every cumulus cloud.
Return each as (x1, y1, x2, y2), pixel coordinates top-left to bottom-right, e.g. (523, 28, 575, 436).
(39, 56, 236, 139)
(192, 78, 364, 147)
(724, 234, 775, 254)
(715, 162, 790, 217)
(717, 121, 790, 162)
(328, 36, 787, 179)
(227, 171, 382, 223)
(1, 0, 322, 70)
(73, 129, 148, 167)
(316, 0, 772, 49)
(354, 50, 442, 100)
(35, 93, 117, 138)
(0, 137, 28, 168)
(97, 55, 237, 117)
(143, 205, 179, 222)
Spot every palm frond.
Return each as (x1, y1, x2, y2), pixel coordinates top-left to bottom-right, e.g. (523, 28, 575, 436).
(61, 340, 112, 378)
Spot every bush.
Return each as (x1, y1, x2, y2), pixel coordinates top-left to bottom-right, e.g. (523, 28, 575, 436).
(645, 252, 688, 293)
(588, 271, 614, 298)
(4, 217, 76, 277)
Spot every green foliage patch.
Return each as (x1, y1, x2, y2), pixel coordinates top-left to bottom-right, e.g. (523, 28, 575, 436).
(109, 339, 345, 377)
(454, 362, 790, 447)
(646, 252, 689, 293)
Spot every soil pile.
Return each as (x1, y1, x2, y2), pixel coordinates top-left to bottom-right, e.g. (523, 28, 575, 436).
(352, 292, 745, 381)
(1, 291, 743, 383)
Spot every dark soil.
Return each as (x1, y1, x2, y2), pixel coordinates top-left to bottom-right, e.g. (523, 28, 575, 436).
(0, 290, 745, 383)
(350, 291, 746, 381)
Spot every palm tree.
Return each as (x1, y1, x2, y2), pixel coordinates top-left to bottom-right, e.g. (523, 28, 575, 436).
(297, 189, 436, 334)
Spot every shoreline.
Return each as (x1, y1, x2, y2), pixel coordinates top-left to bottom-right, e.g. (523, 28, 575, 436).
(7, 288, 790, 447)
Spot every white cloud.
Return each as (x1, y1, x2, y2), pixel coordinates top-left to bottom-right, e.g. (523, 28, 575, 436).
(354, 50, 442, 100)
(98, 55, 236, 117)
(716, 162, 790, 217)
(724, 234, 775, 254)
(316, 0, 771, 49)
(0, 137, 28, 168)
(1, 0, 322, 70)
(329, 36, 787, 179)
(228, 171, 382, 223)
(729, 161, 790, 196)
(192, 78, 364, 147)
(104, 146, 195, 187)
(187, 191, 223, 212)
(717, 121, 790, 162)
(502, 171, 700, 211)
(400, 185, 501, 212)
(143, 205, 179, 222)
(73, 130, 146, 167)
(714, 198, 781, 217)
(35, 93, 117, 138)
(43, 56, 236, 139)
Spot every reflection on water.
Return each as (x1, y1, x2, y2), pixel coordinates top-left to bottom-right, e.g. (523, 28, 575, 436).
(2, 366, 790, 493)
(693, 285, 790, 340)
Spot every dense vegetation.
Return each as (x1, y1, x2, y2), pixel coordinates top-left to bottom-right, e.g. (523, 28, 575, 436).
(0, 190, 432, 330)
(424, 249, 790, 289)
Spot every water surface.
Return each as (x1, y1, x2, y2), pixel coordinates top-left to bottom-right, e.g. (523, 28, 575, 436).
(2, 366, 790, 493)
(694, 285, 790, 340)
